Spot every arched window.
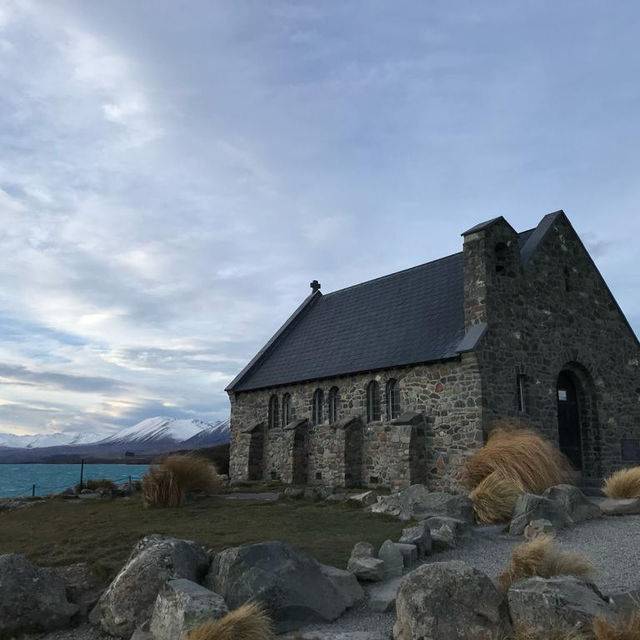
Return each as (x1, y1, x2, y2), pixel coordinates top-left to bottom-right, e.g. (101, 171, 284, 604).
(313, 389, 324, 425)
(386, 378, 400, 420)
(366, 380, 381, 423)
(328, 387, 339, 424)
(495, 242, 508, 275)
(281, 393, 291, 427)
(268, 395, 279, 429)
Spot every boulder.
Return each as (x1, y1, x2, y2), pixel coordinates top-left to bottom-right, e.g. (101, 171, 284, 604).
(369, 576, 403, 613)
(393, 543, 418, 568)
(378, 539, 404, 579)
(591, 497, 640, 516)
(509, 494, 573, 535)
(370, 485, 474, 522)
(608, 589, 640, 616)
(130, 630, 153, 640)
(0, 554, 78, 636)
(348, 490, 378, 507)
(149, 578, 228, 640)
(304, 486, 334, 501)
(524, 519, 555, 540)
(90, 535, 209, 638)
(325, 493, 347, 502)
(425, 516, 470, 550)
(393, 561, 511, 639)
(319, 564, 364, 608)
(507, 576, 617, 637)
(52, 562, 105, 618)
(399, 521, 432, 557)
(204, 541, 350, 633)
(543, 485, 601, 522)
(346, 542, 385, 582)
(282, 632, 389, 640)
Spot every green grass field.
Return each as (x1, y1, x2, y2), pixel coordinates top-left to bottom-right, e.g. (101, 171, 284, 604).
(0, 495, 403, 581)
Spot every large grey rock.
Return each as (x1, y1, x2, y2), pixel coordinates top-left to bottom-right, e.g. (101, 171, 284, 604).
(378, 539, 403, 579)
(394, 543, 418, 568)
(52, 562, 104, 619)
(319, 564, 364, 608)
(507, 576, 617, 637)
(90, 535, 209, 638)
(399, 521, 432, 557)
(425, 516, 470, 550)
(348, 490, 378, 506)
(509, 493, 573, 535)
(544, 485, 601, 522)
(369, 577, 403, 612)
(371, 484, 473, 522)
(0, 554, 78, 636)
(204, 541, 350, 633)
(346, 542, 385, 582)
(149, 579, 228, 640)
(590, 496, 640, 516)
(282, 632, 389, 640)
(393, 561, 511, 640)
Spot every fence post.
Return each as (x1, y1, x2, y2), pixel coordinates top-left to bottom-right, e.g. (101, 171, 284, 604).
(79, 458, 85, 491)
(32, 484, 35, 497)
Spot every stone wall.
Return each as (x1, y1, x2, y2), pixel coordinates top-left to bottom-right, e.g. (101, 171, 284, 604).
(228, 354, 484, 491)
(464, 214, 640, 480)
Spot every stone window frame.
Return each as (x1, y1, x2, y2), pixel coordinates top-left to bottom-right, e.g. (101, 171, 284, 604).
(494, 242, 508, 275)
(517, 373, 527, 413)
(328, 386, 339, 424)
(312, 388, 324, 425)
(385, 378, 401, 420)
(268, 394, 279, 429)
(281, 393, 291, 426)
(366, 380, 381, 423)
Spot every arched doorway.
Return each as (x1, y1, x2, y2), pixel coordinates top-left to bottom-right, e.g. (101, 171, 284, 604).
(557, 370, 583, 470)
(247, 426, 265, 481)
(292, 428, 308, 485)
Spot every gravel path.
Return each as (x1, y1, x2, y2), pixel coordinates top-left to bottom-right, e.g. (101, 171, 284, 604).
(288, 514, 640, 638)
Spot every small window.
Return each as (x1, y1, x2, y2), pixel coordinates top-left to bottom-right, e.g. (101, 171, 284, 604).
(312, 388, 324, 425)
(328, 387, 339, 424)
(268, 395, 279, 429)
(495, 242, 508, 275)
(367, 380, 381, 422)
(564, 266, 571, 292)
(281, 393, 291, 427)
(517, 374, 527, 413)
(386, 378, 401, 420)
(315, 471, 322, 480)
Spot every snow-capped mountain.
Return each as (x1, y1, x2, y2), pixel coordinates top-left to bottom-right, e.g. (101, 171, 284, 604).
(98, 417, 229, 446)
(0, 417, 230, 450)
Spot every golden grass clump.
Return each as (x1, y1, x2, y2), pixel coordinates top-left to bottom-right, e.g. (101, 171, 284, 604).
(184, 602, 275, 640)
(463, 420, 576, 494)
(470, 470, 521, 524)
(602, 467, 640, 499)
(498, 534, 594, 592)
(142, 454, 221, 508)
(510, 620, 588, 640)
(593, 612, 640, 640)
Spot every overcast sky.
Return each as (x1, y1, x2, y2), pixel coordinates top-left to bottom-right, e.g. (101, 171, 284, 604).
(0, 1, 639, 437)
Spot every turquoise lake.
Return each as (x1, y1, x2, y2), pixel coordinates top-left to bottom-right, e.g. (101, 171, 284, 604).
(0, 463, 150, 498)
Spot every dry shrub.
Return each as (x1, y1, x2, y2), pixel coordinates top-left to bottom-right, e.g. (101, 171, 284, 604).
(463, 420, 575, 494)
(75, 478, 116, 492)
(184, 602, 274, 640)
(142, 454, 221, 508)
(470, 470, 520, 524)
(510, 620, 588, 640)
(593, 612, 640, 640)
(498, 534, 593, 592)
(602, 467, 640, 499)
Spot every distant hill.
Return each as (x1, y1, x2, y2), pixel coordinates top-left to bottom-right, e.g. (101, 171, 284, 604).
(0, 416, 230, 463)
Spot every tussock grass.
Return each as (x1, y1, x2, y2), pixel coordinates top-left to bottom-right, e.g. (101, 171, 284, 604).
(470, 470, 520, 524)
(75, 478, 117, 492)
(509, 621, 588, 639)
(142, 454, 221, 508)
(602, 467, 640, 499)
(593, 612, 640, 639)
(464, 421, 575, 494)
(184, 602, 275, 640)
(498, 535, 593, 592)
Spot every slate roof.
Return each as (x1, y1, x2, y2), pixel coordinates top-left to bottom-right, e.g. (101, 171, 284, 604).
(227, 224, 541, 392)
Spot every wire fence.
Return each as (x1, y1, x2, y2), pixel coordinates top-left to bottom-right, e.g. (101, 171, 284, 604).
(2, 470, 147, 499)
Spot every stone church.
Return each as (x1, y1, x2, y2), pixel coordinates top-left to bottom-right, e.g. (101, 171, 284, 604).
(227, 211, 640, 491)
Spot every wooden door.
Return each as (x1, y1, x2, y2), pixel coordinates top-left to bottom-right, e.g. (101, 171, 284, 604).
(557, 371, 583, 470)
